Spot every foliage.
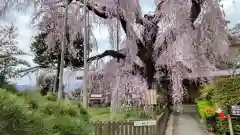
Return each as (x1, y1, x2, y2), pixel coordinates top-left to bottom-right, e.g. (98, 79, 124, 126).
(0, 24, 30, 83)
(196, 101, 215, 120)
(0, 56, 30, 80)
(74, 0, 229, 109)
(6, 0, 229, 110)
(30, 33, 56, 66)
(198, 76, 240, 134)
(211, 77, 240, 109)
(38, 74, 55, 95)
(30, 28, 96, 95)
(0, 82, 17, 93)
(88, 107, 152, 121)
(44, 92, 57, 101)
(30, 32, 89, 68)
(199, 83, 216, 101)
(204, 106, 216, 117)
(71, 88, 82, 100)
(0, 88, 91, 135)
(215, 119, 240, 134)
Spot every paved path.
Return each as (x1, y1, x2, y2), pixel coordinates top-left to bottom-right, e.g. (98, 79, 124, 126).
(165, 113, 208, 135)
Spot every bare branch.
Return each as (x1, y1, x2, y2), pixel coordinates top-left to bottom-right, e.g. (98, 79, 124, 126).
(70, 0, 150, 63)
(87, 50, 126, 62)
(70, 0, 153, 27)
(16, 65, 50, 75)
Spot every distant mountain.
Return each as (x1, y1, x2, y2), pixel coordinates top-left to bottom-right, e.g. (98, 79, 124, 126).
(15, 80, 83, 92)
(14, 69, 84, 91)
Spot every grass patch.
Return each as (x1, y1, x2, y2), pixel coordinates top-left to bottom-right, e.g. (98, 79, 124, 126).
(88, 107, 152, 121)
(0, 89, 91, 135)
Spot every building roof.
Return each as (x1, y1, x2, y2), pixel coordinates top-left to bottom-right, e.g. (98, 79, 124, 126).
(185, 68, 240, 79)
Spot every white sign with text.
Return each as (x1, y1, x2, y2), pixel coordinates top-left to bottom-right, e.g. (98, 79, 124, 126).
(134, 120, 156, 126)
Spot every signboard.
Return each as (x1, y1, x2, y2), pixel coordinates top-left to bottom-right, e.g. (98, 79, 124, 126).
(230, 105, 240, 116)
(146, 89, 157, 105)
(90, 94, 102, 98)
(134, 120, 156, 126)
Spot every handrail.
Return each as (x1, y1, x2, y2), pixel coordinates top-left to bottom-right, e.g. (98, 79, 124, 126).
(156, 103, 169, 135)
(156, 103, 168, 121)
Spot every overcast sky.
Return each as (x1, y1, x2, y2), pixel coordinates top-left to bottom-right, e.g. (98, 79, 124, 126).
(4, 0, 240, 85)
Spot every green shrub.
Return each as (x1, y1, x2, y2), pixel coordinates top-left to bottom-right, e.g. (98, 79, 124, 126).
(0, 88, 91, 135)
(45, 92, 57, 101)
(199, 76, 240, 134)
(199, 83, 215, 101)
(196, 100, 213, 120)
(211, 77, 240, 109)
(0, 83, 17, 93)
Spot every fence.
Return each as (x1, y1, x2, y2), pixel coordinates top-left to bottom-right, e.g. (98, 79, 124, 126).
(92, 104, 169, 135)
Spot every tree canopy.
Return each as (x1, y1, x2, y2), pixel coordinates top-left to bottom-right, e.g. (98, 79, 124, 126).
(30, 0, 229, 109)
(0, 24, 30, 86)
(30, 31, 90, 93)
(1, 0, 231, 110)
(30, 32, 87, 68)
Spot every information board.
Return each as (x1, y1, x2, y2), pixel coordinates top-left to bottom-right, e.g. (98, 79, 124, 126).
(146, 89, 157, 105)
(134, 120, 156, 126)
(230, 105, 240, 116)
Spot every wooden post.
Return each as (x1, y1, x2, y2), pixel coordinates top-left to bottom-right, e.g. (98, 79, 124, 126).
(83, 0, 88, 108)
(58, 0, 68, 100)
(228, 115, 234, 135)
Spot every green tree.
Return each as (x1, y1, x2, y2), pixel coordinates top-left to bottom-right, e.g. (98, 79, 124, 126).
(0, 24, 30, 87)
(30, 33, 60, 93)
(30, 32, 93, 94)
(0, 56, 30, 85)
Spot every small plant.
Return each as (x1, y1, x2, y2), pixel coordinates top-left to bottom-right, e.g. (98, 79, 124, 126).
(196, 100, 212, 120)
(199, 76, 240, 134)
(204, 106, 216, 117)
(45, 92, 57, 101)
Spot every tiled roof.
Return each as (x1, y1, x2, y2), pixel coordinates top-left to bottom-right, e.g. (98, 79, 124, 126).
(185, 68, 240, 79)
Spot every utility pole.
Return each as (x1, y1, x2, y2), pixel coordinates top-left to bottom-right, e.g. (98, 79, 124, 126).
(116, 0, 120, 52)
(58, 0, 68, 100)
(35, 70, 39, 90)
(116, 0, 120, 112)
(87, 7, 90, 57)
(83, 0, 88, 108)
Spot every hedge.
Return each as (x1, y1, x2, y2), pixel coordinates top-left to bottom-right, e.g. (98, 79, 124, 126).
(0, 89, 91, 135)
(198, 76, 240, 134)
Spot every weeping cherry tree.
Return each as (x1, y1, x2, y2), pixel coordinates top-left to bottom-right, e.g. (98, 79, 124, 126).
(34, 0, 229, 111)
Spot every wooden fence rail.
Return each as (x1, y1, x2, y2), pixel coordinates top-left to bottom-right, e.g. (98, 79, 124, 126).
(91, 104, 169, 135)
(92, 121, 156, 135)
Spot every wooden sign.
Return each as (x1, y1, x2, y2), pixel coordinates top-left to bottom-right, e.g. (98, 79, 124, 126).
(146, 89, 157, 105)
(134, 120, 156, 126)
(230, 105, 240, 116)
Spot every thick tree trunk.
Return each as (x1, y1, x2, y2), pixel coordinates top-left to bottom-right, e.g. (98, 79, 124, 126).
(0, 60, 6, 87)
(53, 61, 60, 92)
(0, 74, 5, 87)
(74, 0, 201, 90)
